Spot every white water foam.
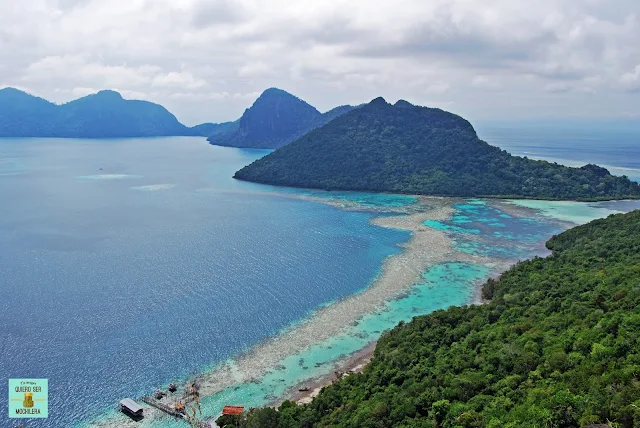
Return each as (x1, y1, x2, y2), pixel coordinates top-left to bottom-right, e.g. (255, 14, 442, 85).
(131, 184, 176, 191)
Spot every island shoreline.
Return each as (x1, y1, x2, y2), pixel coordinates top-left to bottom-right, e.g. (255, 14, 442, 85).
(87, 195, 547, 427)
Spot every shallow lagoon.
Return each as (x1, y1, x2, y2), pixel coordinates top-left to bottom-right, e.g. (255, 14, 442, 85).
(507, 199, 640, 224)
(425, 200, 564, 260)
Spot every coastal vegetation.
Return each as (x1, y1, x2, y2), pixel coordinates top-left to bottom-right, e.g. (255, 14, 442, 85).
(235, 98, 640, 201)
(0, 87, 214, 138)
(218, 209, 640, 427)
(208, 88, 355, 149)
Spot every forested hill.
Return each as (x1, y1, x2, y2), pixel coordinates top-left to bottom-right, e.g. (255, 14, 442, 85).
(219, 209, 640, 428)
(0, 87, 213, 138)
(207, 88, 354, 149)
(234, 98, 640, 200)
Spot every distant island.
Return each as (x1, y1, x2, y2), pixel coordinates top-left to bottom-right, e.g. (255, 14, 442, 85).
(207, 88, 355, 149)
(189, 120, 239, 138)
(235, 97, 640, 201)
(0, 87, 214, 138)
(219, 209, 640, 427)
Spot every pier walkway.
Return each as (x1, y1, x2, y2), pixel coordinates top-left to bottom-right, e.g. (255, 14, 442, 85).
(140, 396, 185, 419)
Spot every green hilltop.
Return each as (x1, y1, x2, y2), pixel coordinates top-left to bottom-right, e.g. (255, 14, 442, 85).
(235, 98, 640, 201)
(219, 209, 640, 428)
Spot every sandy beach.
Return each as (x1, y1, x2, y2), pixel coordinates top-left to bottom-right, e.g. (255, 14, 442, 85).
(288, 341, 378, 405)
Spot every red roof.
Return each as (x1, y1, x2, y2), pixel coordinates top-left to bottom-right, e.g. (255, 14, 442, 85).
(222, 406, 244, 415)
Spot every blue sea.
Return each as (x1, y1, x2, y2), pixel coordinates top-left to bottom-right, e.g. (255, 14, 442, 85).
(477, 123, 640, 182)
(1, 131, 638, 427)
(0, 138, 412, 427)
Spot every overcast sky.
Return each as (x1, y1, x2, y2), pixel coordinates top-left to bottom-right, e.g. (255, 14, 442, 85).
(1, 0, 639, 125)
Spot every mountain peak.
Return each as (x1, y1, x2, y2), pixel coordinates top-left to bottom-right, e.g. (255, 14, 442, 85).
(255, 88, 307, 105)
(261, 87, 289, 96)
(369, 97, 388, 106)
(0, 87, 25, 94)
(95, 90, 123, 99)
(209, 88, 335, 149)
(0, 87, 45, 100)
(0, 87, 56, 111)
(394, 100, 414, 108)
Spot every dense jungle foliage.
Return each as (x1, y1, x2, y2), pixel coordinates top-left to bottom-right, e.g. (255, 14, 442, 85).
(218, 210, 640, 427)
(234, 98, 640, 200)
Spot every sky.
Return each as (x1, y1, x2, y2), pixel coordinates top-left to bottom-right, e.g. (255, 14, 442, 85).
(1, 0, 639, 125)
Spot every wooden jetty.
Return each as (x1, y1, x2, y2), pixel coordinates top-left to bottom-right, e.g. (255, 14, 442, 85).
(141, 396, 184, 419)
(122, 379, 213, 427)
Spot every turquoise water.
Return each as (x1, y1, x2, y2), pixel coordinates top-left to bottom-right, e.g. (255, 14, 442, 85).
(122, 262, 490, 427)
(507, 199, 640, 225)
(300, 191, 418, 208)
(424, 220, 481, 235)
(202, 262, 488, 405)
(427, 199, 640, 264)
(424, 200, 564, 260)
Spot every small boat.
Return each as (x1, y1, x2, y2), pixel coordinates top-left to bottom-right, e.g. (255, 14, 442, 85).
(298, 386, 310, 392)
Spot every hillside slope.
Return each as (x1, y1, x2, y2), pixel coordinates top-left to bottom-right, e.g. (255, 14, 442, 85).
(54, 90, 189, 137)
(220, 209, 640, 428)
(234, 98, 640, 200)
(0, 87, 58, 136)
(208, 88, 354, 149)
(0, 88, 214, 138)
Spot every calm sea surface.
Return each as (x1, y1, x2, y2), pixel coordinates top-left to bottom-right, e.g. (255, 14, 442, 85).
(0, 137, 409, 427)
(478, 124, 640, 181)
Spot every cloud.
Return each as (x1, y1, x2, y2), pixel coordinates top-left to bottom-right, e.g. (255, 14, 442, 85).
(472, 76, 501, 89)
(424, 82, 450, 95)
(238, 61, 272, 77)
(167, 91, 259, 101)
(69, 87, 98, 97)
(0, 0, 639, 124)
(151, 71, 207, 89)
(24, 56, 162, 87)
(189, 0, 246, 28)
(620, 65, 640, 92)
